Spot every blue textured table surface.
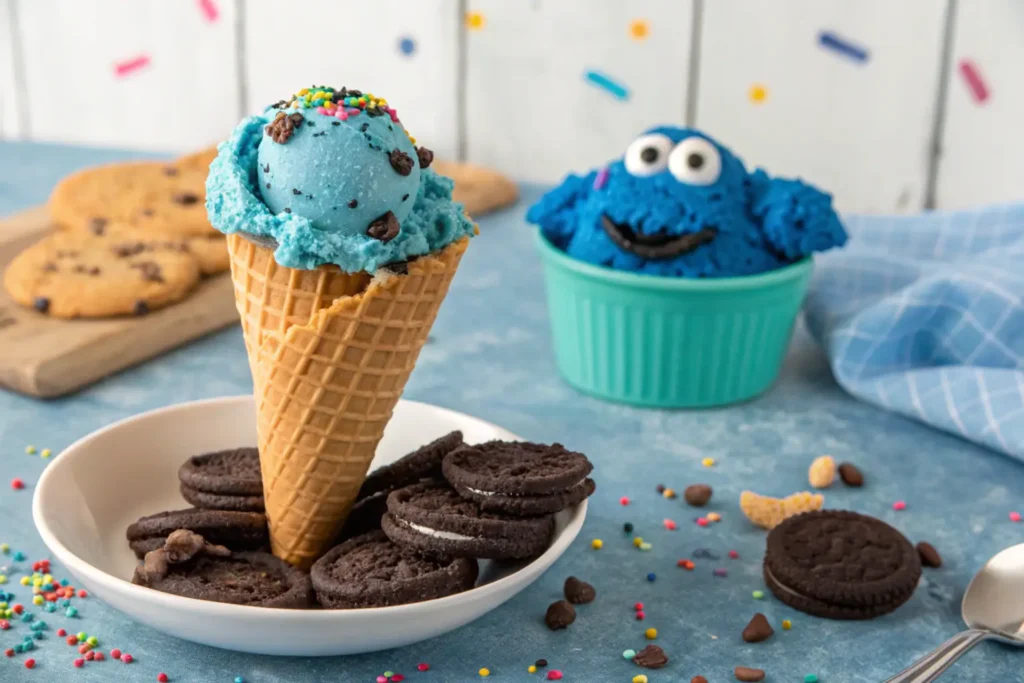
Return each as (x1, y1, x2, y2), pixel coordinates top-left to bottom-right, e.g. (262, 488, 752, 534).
(1, 142, 1022, 683)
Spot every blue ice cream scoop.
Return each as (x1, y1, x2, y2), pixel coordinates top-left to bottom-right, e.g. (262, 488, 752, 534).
(207, 86, 474, 273)
(526, 126, 847, 278)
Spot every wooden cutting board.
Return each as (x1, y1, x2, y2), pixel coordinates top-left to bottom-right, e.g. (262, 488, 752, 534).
(0, 206, 238, 398)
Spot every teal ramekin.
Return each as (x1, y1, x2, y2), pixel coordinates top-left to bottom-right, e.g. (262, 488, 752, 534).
(535, 232, 813, 408)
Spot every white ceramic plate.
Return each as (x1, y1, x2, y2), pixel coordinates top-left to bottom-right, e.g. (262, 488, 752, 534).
(33, 396, 586, 656)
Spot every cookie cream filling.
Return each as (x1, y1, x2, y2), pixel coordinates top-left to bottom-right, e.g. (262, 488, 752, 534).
(397, 517, 477, 542)
(463, 477, 588, 498)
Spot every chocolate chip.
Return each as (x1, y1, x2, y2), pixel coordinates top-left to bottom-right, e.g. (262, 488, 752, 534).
(544, 600, 575, 630)
(633, 645, 668, 669)
(41, 262, 57, 272)
(401, 193, 410, 202)
(416, 146, 434, 169)
(684, 484, 713, 507)
(348, 199, 358, 208)
(535, 659, 547, 668)
(332, 121, 340, 126)
(292, 188, 302, 196)
(383, 261, 408, 275)
(288, 113, 304, 125)
(360, 123, 369, 132)
(742, 613, 774, 643)
(692, 677, 709, 683)
(283, 208, 292, 213)
(112, 242, 146, 258)
(347, 89, 363, 97)
(140, 209, 154, 217)
(838, 463, 864, 487)
(306, 120, 315, 127)
(162, 167, 178, 176)
(563, 576, 595, 604)
(388, 149, 415, 176)
(133, 300, 150, 316)
(131, 261, 164, 283)
(172, 192, 199, 206)
(367, 211, 400, 243)
(266, 183, 271, 189)
(734, 667, 765, 682)
(312, 131, 326, 137)
(262, 163, 270, 173)
(89, 217, 107, 235)
(33, 297, 50, 314)
(917, 541, 942, 568)
(366, 106, 385, 117)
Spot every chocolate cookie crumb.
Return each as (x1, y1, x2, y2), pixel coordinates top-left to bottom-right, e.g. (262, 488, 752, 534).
(632, 645, 668, 669)
(917, 541, 942, 568)
(172, 192, 199, 206)
(367, 211, 400, 242)
(535, 659, 548, 668)
(684, 484, 713, 507)
(838, 463, 864, 487)
(416, 146, 434, 169)
(266, 112, 303, 144)
(544, 600, 576, 630)
(388, 149, 415, 176)
(292, 188, 302, 196)
(563, 576, 596, 604)
(742, 613, 774, 643)
(348, 199, 358, 208)
(383, 261, 408, 275)
(735, 667, 765, 682)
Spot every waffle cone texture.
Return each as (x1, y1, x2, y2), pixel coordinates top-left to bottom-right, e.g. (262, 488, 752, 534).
(227, 233, 469, 567)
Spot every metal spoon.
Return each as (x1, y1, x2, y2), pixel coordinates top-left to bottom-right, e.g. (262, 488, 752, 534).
(885, 543, 1024, 682)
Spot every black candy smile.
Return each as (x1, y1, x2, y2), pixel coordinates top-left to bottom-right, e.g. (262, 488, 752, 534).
(600, 214, 717, 260)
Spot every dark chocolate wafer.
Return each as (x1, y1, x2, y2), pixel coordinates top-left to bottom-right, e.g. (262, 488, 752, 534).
(310, 530, 478, 608)
(126, 508, 267, 558)
(358, 431, 464, 501)
(179, 447, 264, 511)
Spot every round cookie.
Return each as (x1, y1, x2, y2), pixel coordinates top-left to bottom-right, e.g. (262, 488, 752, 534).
(2, 231, 201, 318)
(182, 234, 229, 275)
(179, 447, 265, 512)
(310, 530, 478, 608)
(50, 160, 216, 238)
(175, 146, 218, 173)
(432, 160, 519, 218)
(358, 430, 464, 501)
(134, 548, 312, 608)
(442, 441, 594, 516)
(126, 508, 268, 558)
(763, 510, 921, 620)
(336, 492, 390, 542)
(382, 482, 555, 560)
(72, 215, 228, 276)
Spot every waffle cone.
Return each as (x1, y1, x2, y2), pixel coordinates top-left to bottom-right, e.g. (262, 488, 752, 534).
(227, 233, 469, 567)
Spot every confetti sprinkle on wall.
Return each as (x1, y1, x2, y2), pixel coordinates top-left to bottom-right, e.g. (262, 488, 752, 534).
(629, 19, 649, 41)
(584, 69, 630, 101)
(197, 0, 219, 23)
(466, 11, 485, 30)
(958, 59, 989, 104)
(817, 30, 869, 63)
(114, 54, 151, 78)
(398, 36, 416, 56)
(748, 83, 768, 104)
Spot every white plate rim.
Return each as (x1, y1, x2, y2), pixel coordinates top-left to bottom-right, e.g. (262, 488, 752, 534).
(32, 395, 587, 623)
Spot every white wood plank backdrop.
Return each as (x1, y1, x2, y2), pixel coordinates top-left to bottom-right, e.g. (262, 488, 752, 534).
(697, 0, 948, 214)
(13, 0, 240, 151)
(464, 0, 695, 184)
(244, 0, 461, 161)
(2, 0, 1024, 211)
(936, 0, 1024, 209)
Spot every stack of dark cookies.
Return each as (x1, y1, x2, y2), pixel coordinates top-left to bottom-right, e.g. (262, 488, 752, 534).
(126, 432, 595, 609)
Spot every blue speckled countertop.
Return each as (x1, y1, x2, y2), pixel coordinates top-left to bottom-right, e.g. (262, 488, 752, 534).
(0, 142, 1022, 683)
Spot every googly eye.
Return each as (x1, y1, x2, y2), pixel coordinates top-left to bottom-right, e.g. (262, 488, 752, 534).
(668, 137, 722, 185)
(623, 134, 674, 177)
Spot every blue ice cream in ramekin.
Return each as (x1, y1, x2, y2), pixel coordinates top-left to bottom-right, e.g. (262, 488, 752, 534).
(527, 127, 847, 407)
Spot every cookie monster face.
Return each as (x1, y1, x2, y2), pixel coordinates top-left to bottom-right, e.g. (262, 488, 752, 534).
(593, 127, 751, 260)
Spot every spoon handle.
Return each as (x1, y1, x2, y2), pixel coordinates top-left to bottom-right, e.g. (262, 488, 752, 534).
(884, 629, 990, 683)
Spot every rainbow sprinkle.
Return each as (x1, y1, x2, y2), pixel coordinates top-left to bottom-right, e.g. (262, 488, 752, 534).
(274, 86, 414, 143)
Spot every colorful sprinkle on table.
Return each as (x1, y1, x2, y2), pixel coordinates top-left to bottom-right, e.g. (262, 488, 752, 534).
(678, 559, 695, 570)
(11, 478, 24, 490)
(40, 448, 51, 459)
(663, 518, 677, 531)
(546, 670, 562, 680)
(752, 590, 765, 600)
(804, 675, 819, 683)
(623, 523, 634, 534)
(707, 512, 722, 523)
(629, 19, 649, 40)
(633, 675, 648, 683)
(157, 673, 169, 682)
(479, 667, 491, 677)
(623, 649, 636, 660)
(817, 30, 869, 63)
(24, 445, 36, 454)
(591, 539, 603, 550)
(713, 568, 728, 578)
(646, 573, 656, 582)
(749, 84, 768, 104)
(893, 500, 907, 511)
(1010, 511, 1021, 522)
(417, 664, 429, 672)
(620, 496, 631, 506)
(114, 54, 152, 78)
(584, 69, 630, 101)
(959, 59, 990, 104)
(398, 36, 416, 56)
(197, 0, 219, 22)
(644, 628, 657, 640)
(701, 457, 715, 467)
(466, 11, 485, 30)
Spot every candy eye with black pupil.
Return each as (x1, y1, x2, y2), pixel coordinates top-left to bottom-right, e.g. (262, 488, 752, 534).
(624, 134, 673, 177)
(668, 137, 721, 185)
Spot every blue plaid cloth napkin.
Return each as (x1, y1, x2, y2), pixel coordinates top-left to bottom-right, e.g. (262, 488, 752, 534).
(804, 203, 1024, 461)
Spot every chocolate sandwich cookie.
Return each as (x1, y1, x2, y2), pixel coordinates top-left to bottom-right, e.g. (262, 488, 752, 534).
(336, 493, 391, 542)
(442, 441, 595, 516)
(763, 510, 921, 620)
(133, 530, 312, 608)
(382, 482, 555, 559)
(311, 530, 478, 608)
(358, 431, 464, 501)
(179, 447, 265, 512)
(126, 508, 268, 558)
